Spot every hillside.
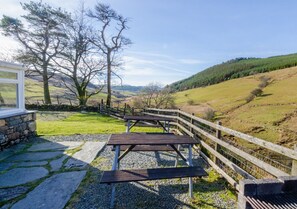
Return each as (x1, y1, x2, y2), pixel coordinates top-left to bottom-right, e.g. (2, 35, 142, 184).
(174, 67, 297, 148)
(170, 53, 297, 91)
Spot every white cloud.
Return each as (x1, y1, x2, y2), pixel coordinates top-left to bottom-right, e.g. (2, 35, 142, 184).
(178, 58, 204, 64)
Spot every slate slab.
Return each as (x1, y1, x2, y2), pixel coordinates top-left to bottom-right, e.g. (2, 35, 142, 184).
(0, 163, 15, 172)
(11, 171, 87, 209)
(0, 167, 48, 188)
(0, 186, 29, 201)
(28, 141, 83, 152)
(17, 161, 48, 167)
(64, 142, 105, 169)
(5, 151, 63, 162)
(0, 144, 27, 161)
(50, 155, 68, 172)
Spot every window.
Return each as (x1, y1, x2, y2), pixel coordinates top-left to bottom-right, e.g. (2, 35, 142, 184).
(0, 61, 25, 116)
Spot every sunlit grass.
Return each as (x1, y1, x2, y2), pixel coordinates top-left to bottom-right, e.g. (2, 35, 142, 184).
(37, 112, 161, 135)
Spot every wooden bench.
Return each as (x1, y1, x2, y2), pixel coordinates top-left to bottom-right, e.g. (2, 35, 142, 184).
(112, 145, 177, 151)
(100, 166, 208, 184)
(245, 193, 297, 209)
(238, 176, 297, 209)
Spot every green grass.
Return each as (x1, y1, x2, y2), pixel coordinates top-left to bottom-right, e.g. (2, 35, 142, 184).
(173, 67, 297, 147)
(37, 112, 161, 135)
(191, 170, 236, 208)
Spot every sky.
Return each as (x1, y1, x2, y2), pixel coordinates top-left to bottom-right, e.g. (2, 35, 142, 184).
(1, 0, 297, 86)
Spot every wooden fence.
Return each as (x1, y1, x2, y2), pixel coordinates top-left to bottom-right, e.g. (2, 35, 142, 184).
(143, 108, 297, 191)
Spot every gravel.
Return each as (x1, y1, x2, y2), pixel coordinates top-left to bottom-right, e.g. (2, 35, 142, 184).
(15, 134, 237, 208)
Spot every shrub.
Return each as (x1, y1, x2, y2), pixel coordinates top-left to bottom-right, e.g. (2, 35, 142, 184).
(250, 88, 263, 97)
(187, 99, 194, 105)
(258, 76, 270, 88)
(245, 94, 255, 103)
(203, 108, 215, 120)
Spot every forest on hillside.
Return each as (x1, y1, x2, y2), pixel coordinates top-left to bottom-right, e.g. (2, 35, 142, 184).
(170, 53, 297, 91)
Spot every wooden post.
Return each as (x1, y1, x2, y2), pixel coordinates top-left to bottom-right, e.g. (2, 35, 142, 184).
(56, 95, 60, 105)
(123, 103, 127, 116)
(214, 121, 222, 164)
(132, 107, 134, 115)
(69, 99, 72, 106)
(190, 113, 194, 134)
(292, 145, 297, 175)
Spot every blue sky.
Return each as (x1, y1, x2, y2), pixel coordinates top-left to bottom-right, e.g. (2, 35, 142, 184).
(1, 0, 297, 85)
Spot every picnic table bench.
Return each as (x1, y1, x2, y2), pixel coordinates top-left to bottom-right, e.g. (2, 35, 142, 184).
(100, 133, 208, 208)
(124, 115, 174, 133)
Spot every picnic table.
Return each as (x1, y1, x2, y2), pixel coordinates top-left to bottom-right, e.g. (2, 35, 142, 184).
(124, 115, 174, 133)
(101, 133, 208, 208)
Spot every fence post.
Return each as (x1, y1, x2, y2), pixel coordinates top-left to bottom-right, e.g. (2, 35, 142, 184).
(132, 107, 134, 115)
(214, 121, 222, 164)
(123, 103, 127, 116)
(56, 95, 60, 105)
(292, 145, 297, 175)
(190, 113, 194, 134)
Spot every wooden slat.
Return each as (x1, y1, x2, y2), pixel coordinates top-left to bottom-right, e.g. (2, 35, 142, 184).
(108, 133, 197, 146)
(200, 140, 255, 180)
(146, 108, 297, 161)
(124, 115, 174, 121)
(246, 193, 297, 209)
(171, 115, 288, 177)
(100, 166, 208, 184)
(112, 145, 176, 151)
(200, 151, 239, 191)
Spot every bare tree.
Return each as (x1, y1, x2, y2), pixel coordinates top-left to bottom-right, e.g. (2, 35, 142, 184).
(0, 1, 70, 104)
(88, 3, 131, 107)
(133, 83, 175, 109)
(54, 7, 105, 106)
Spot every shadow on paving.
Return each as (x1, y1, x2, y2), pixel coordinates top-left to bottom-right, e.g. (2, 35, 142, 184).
(0, 136, 105, 209)
(66, 145, 234, 209)
(0, 136, 233, 209)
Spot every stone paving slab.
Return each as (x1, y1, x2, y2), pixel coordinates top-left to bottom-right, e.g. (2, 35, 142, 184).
(5, 151, 63, 162)
(0, 167, 49, 188)
(0, 186, 29, 201)
(64, 142, 105, 169)
(0, 163, 15, 172)
(0, 144, 27, 161)
(50, 155, 68, 172)
(28, 141, 83, 152)
(11, 171, 87, 209)
(17, 161, 48, 167)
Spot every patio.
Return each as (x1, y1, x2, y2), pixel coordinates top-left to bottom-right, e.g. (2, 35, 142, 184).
(0, 134, 236, 209)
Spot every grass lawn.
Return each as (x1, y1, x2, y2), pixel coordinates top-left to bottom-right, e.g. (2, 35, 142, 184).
(37, 112, 161, 135)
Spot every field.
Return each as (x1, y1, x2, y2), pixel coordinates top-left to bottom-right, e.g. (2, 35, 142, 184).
(174, 67, 297, 148)
(37, 112, 161, 135)
(25, 78, 118, 105)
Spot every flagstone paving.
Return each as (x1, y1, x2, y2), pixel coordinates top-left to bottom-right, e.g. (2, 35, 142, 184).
(11, 171, 87, 209)
(0, 167, 49, 187)
(0, 136, 106, 209)
(5, 151, 64, 162)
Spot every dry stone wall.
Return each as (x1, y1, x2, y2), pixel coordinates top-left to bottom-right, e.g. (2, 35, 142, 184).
(0, 111, 36, 150)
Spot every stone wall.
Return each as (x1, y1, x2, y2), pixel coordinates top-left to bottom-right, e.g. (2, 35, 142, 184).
(0, 111, 36, 150)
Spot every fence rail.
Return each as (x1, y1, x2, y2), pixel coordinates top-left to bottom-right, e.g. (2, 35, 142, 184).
(143, 108, 297, 191)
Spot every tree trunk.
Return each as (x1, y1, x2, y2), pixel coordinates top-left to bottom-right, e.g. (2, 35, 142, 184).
(43, 73, 51, 104)
(106, 51, 112, 107)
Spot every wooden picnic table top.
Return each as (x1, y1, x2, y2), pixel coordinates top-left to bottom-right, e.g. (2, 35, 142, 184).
(124, 115, 174, 122)
(108, 133, 197, 146)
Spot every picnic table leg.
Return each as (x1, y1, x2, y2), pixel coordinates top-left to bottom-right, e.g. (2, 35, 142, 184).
(167, 121, 170, 133)
(111, 145, 120, 208)
(174, 145, 180, 167)
(188, 144, 193, 198)
(126, 120, 130, 133)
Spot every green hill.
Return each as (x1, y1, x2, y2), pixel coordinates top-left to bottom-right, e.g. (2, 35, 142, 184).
(174, 67, 297, 148)
(170, 53, 297, 91)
